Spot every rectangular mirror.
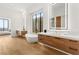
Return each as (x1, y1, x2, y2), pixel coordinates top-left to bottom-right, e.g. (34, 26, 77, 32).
(50, 3, 68, 30)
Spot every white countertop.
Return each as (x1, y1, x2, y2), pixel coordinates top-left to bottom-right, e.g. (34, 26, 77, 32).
(38, 32, 79, 41)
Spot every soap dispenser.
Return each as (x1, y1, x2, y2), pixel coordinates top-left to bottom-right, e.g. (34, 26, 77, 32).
(44, 29, 47, 33)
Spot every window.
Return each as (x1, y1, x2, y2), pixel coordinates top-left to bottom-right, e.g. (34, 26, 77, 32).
(32, 11, 43, 33)
(0, 18, 9, 31)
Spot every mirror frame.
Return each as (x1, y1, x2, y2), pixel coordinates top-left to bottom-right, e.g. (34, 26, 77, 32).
(49, 3, 68, 31)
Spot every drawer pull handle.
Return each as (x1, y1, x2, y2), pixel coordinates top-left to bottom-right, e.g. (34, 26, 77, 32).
(69, 47, 78, 51)
(69, 40, 78, 42)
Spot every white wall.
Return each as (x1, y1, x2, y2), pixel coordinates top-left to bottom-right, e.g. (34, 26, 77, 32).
(26, 3, 69, 33)
(1, 3, 78, 35)
(24, 3, 79, 34)
(0, 6, 24, 30)
(26, 3, 49, 33)
(68, 3, 79, 34)
(0, 5, 25, 36)
(10, 3, 79, 35)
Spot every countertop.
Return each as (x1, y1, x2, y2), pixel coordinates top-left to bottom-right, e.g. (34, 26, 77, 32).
(38, 32, 79, 41)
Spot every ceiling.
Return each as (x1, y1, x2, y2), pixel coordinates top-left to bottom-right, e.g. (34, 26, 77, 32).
(0, 3, 32, 12)
(0, 3, 47, 12)
(0, 3, 65, 11)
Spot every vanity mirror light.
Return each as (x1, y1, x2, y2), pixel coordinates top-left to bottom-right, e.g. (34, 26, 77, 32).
(49, 3, 68, 30)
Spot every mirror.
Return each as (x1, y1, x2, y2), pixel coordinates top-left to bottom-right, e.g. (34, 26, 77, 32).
(50, 3, 68, 30)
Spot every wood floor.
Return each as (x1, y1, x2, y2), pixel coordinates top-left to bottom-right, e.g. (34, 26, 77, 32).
(0, 35, 66, 55)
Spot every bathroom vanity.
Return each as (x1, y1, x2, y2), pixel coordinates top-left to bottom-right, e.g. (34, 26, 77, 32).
(38, 33, 79, 55)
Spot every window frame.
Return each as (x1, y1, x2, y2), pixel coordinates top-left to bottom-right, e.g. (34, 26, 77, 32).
(0, 18, 9, 31)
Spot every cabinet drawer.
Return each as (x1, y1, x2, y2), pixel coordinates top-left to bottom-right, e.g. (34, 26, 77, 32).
(38, 35, 46, 40)
(50, 37, 67, 50)
(38, 35, 46, 38)
(44, 36, 56, 46)
(68, 44, 79, 49)
(39, 38, 46, 43)
(68, 39, 79, 45)
(66, 46, 79, 54)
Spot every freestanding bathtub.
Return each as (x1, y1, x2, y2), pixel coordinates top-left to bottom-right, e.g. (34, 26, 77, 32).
(25, 34, 38, 43)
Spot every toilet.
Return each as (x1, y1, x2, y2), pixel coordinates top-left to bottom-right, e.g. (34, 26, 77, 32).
(25, 34, 38, 43)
